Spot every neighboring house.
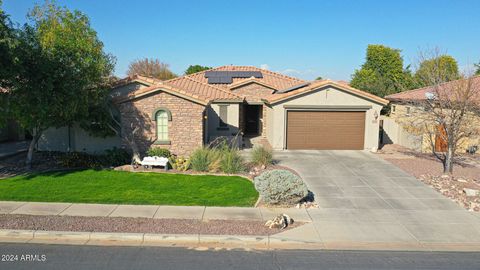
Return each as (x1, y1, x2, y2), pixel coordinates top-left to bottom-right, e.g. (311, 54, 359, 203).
(39, 66, 388, 155)
(383, 76, 480, 153)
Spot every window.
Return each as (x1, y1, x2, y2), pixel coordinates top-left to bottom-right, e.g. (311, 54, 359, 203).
(392, 105, 396, 113)
(406, 106, 411, 115)
(156, 110, 169, 141)
(219, 105, 228, 128)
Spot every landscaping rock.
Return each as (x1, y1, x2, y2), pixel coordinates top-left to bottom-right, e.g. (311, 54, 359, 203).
(463, 188, 480, 197)
(419, 174, 480, 212)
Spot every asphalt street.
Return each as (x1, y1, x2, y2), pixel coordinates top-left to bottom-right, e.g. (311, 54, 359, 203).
(0, 243, 479, 270)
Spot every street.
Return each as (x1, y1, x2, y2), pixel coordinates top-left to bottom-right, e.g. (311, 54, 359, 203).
(0, 243, 479, 270)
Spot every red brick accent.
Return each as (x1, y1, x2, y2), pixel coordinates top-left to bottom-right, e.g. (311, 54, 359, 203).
(232, 83, 275, 102)
(261, 104, 267, 138)
(118, 91, 205, 157)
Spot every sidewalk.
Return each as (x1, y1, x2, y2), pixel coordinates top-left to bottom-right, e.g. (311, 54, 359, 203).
(2, 201, 480, 251)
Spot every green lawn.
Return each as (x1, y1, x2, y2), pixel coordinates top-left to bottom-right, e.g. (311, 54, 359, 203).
(0, 170, 258, 206)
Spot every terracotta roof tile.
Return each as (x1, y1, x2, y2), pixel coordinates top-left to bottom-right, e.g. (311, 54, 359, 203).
(113, 66, 387, 106)
(385, 76, 480, 102)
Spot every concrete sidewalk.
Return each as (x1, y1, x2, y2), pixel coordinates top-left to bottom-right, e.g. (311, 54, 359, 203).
(0, 201, 311, 222)
(2, 201, 480, 251)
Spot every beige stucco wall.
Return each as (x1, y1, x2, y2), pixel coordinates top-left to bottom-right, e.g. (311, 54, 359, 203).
(389, 103, 480, 153)
(381, 116, 422, 151)
(207, 103, 240, 140)
(38, 125, 121, 153)
(267, 86, 384, 150)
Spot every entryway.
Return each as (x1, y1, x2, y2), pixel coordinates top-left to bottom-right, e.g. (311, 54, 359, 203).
(243, 105, 262, 136)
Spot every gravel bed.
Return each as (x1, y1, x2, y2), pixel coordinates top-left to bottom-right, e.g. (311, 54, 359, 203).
(377, 144, 480, 181)
(0, 214, 302, 236)
(419, 174, 480, 212)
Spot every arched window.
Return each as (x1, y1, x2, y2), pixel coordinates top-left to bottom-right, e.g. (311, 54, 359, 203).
(153, 108, 172, 143)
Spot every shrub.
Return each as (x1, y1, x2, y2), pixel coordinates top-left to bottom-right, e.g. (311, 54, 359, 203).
(146, 147, 171, 158)
(102, 147, 130, 167)
(251, 146, 273, 166)
(58, 152, 102, 168)
(220, 147, 245, 174)
(254, 170, 308, 205)
(189, 147, 211, 172)
(169, 156, 190, 171)
(189, 147, 222, 172)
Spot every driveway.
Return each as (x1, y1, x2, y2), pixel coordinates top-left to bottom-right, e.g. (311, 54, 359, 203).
(275, 150, 480, 246)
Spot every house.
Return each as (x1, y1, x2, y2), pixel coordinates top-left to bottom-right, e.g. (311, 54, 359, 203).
(382, 76, 480, 153)
(38, 66, 389, 155)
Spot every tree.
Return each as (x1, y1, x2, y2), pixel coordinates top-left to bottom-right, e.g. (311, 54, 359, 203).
(475, 61, 480, 75)
(0, 1, 17, 127)
(185, 65, 211, 75)
(6, 1, 115, 168)
(414, 55, 459, 88)
(0, 0, 17, 87)
(127, 58, 176, 80)
(351, 44, 414, 97)
(397, 51, 480, 174)
(315, 76, 323, 80)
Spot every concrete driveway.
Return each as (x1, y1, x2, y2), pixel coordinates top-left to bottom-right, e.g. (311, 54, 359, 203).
(275, 150, 480, 246)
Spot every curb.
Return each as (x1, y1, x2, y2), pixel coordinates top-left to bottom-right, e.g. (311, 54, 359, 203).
(2, 229, 480, 251)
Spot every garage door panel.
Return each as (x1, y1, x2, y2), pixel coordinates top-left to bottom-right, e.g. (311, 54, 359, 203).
(286, 111, 365, 150)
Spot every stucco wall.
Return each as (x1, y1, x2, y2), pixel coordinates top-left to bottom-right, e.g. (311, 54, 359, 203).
(207, 103, 240, 140)
(389, 103, 480, 153)
(268, 86, 384, 150)
(38, 125, 121, 153)
(381, 116, 422, 151)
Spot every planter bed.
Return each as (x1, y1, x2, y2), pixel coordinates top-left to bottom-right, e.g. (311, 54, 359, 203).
(0, 214, 302, 236)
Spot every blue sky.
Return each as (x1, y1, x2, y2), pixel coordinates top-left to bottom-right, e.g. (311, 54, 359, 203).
(3, 0, 480, 80)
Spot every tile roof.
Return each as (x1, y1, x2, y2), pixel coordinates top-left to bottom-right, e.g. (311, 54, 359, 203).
(187, 65, 305, 90)
(113, 66, 387, 106)
(385, 76, 480, 102)
(111, 74, 163, 88)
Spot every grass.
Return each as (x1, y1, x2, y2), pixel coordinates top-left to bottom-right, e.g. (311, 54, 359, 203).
(0, 170, 259, 207)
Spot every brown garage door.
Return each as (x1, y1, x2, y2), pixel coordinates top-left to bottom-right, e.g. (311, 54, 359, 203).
(286, 111, 365, 150)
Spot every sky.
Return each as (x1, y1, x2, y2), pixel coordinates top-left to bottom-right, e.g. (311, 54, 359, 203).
(3, 0, 480, 81)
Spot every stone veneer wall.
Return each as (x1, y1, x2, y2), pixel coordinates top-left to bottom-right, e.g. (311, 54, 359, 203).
(118, 91, 205, 156)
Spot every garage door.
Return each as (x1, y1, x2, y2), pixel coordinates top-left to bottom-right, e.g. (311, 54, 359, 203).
(286, 111, 365, 150)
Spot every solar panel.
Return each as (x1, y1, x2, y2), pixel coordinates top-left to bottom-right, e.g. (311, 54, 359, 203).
(205, 71, 263, 84)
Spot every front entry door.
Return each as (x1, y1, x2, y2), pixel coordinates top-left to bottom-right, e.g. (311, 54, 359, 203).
(245, 105, 260, 135)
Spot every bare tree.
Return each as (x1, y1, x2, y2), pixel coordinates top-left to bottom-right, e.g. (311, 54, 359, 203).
(127, 58, 177, 80)
(397, 49, 480, 173)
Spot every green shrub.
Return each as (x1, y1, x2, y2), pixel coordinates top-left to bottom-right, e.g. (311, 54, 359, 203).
(102, 147, 130, 167)
(251, 146, 273, 166)
(146, 147, 171, 158)
(169, 156, 190, 171)
(58, 152, 102, 168)
(189, 147, 210, 172)
(220, 147, 245, 174)
(189, 147, 222, 172)
(254, 170, 308, 205)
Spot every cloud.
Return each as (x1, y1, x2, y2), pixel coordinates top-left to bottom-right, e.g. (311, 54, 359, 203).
(260, 64, 270, 70)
